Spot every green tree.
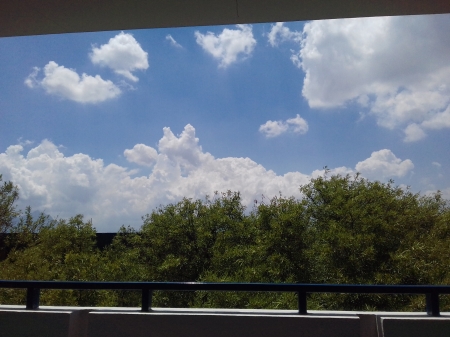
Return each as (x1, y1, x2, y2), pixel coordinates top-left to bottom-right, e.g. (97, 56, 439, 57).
(98, 225, 146, 307)
(300, 174, 450, 310)
(0, 174, 19, 233)
(139, 191, 249, 307)
(0, 215, 105, 306)
(1, 173, 449, 312)
(198, 195, 310, 310)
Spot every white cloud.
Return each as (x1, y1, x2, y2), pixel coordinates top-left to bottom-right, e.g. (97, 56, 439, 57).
(124, 144, 158, 167)
(166, 34, 182, 48)
(17, 138, 34, 147)
(25, 32, 148, 102)
(355, 149, 414, 180)
(311, 166, 354, 179)
(259, 120, 288, 138)
(432, 162, 442, 168)
(440, 188, 450, 200)
(259, 114, 308, 138)
(267, 22, 302, 47)
(0, 126, 309, 230)
(286, 114, 309, 134)
(90, 32, 149, 82)
(195, 25, 256, 67)
(1, 126, 418, 231)
(288, 15, 450, 141)
(25, 61, 121, 103)
(421, 106, 450, 130)
(24, 67, 40, 88)
(157, 124, 206, 170)
(404, 123, 426, 143)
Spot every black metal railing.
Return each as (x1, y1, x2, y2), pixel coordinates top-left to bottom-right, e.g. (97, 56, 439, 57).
(1, 280, 449, 316)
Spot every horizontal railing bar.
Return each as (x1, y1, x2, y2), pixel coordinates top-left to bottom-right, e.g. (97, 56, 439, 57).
(1, 280, 449, 294)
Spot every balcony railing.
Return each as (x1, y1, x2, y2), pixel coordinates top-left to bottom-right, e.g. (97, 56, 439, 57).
(1, 280, 449, 316)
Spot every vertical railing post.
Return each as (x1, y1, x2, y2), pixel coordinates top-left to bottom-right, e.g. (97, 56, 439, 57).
(298, 291, 307, 315)
(426, 293, 440, 317)
(141, 288, 153, 312)
(26, 288, 40, 310)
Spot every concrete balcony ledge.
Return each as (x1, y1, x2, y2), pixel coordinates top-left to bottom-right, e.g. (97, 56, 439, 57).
(1, 305, 450, 337)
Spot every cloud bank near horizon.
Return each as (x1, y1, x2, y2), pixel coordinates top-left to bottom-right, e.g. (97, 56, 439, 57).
(1, 125, 414, 231)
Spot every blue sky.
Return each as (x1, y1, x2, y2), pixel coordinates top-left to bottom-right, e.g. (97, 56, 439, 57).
(1, 15, 449, 231)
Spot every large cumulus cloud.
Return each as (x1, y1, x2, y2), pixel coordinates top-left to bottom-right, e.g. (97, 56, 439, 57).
(269, 15, 450, 142)
(0, 125, 414, 231)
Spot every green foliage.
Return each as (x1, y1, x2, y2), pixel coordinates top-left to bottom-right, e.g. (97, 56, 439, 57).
(138, 191, 250, 307)
(98, 226, 146, 307)
(0, 174, 19, 233)
(0, 214, 104, 306)
(298, 174, 450, 310)
(1, 174, 449, 311)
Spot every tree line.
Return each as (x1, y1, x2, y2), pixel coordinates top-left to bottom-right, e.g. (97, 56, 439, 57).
(1, 173, 449, 311)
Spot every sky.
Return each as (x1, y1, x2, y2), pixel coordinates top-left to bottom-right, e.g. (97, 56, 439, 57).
(1, 14, 450, 231)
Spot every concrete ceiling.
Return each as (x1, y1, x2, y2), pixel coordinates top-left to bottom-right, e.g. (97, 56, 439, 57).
(1, 0, 450, 37)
